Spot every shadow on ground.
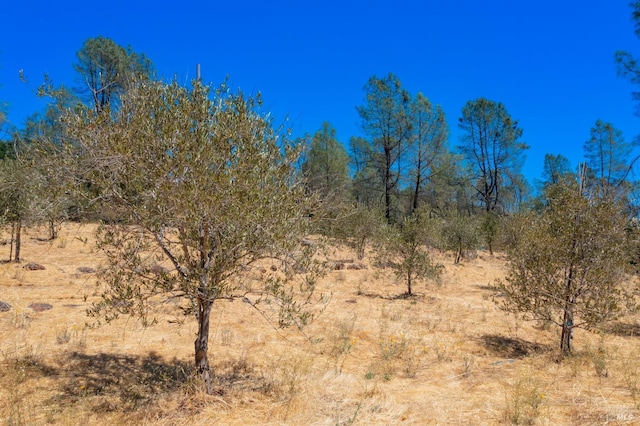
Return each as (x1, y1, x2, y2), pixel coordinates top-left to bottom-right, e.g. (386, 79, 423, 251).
(480, 334, 550, 359)
(50, 351, 193, 411)
(603, 321, 640, 337)
(357, 290, 437, 302)
(2, 349, 277, 416)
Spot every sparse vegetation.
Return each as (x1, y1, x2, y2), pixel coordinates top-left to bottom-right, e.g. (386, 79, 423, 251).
(4, 6, 640, 421)
(63, 79, 326, 394)
(1, 223, 640, 424)
(497, 179, 636, 355)
(374, 211, 442, 296)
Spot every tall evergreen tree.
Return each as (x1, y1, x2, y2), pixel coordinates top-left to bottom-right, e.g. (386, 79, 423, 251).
(356, 73, 412, 222)
(615, 1, 640, 115)
(583, 119, 633, 198)
(541, 153, 573, 187)
(457, 98, 528, 213)
(408, 93, 448, 214)
(349, 136, 380, 208)
(74, 36, 153, 114)
(302, 122, 349, 199)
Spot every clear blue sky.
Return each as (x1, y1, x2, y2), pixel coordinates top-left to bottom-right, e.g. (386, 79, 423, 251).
(1, 0, 639, 183)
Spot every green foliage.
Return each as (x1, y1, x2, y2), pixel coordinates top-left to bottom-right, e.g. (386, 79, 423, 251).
(64, 78, 325, 393)
(74, 36, 153, 114)
(479, 212, 500, 255)
(583, 120, 634, 200)
(421, 152, 474, 215)
(20, 100, 79, 236)
(0, 134, 64, 259)
(333, 206, 385, 260)
(408, 93, 448, 214)
(541, 153, 572, 187)
(438, 212, 479, 264)
(458, 98, 528, 213)
(356, 73, 412, 223)
(375, 210, 442, 296)
(615, 2, 640, 112)
(0, 141, 15, 160)
(497, 180, 635, 355)
(302, 122, 350, 200)
(0, 155, 31, 261)
(300, 122, 351, 236)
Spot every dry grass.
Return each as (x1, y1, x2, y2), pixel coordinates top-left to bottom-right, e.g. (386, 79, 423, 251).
(1, 223, 639, 424)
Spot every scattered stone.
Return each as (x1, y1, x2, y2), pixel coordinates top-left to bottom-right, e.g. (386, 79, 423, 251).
(23, 262, 46, 270)
(149, 264, 169, 274)
(333, 262, 345, 271)
(346, 263, 367, 270)
(113, 300, 132, 309)
(0, 301, 11, 312)
(28, 303, 53, 312)
(490, 359, 515, 366)
(76, 267, 96, 274)
(345, 299, 357, 304)
(301, 238, 316, 248)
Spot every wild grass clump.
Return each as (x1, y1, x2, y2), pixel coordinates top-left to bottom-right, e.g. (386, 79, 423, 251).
(503, 377, 546, 425)
(327, 315, 357, 373)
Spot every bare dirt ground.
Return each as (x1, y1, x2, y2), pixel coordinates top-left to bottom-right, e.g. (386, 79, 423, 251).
(1, 223, 640, 425)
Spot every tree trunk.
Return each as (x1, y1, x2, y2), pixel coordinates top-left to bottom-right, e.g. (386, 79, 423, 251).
(14, 219, 21, 263)
(49, 219, 58, 240)
(9, 222, 14, 262)
(560, 267, 576, 356)
(406, 271, 412, 296)
(195, 296, 214, 394)
(412, 173, 421, 215)
(560, 306, 574, 356)
(385, 146, 392, 223)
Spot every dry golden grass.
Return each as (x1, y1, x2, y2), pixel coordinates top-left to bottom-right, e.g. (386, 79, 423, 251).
(1, 223, 640, 425)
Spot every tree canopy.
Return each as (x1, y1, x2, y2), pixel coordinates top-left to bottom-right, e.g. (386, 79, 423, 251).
(74, 36, 153, 114)
(458, 98, 528, 214)
(498, 179, 634, 355)
(64, 78, 325, 393)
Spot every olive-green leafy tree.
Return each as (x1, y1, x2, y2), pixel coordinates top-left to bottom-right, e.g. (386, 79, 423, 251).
(497, 179, 634, 356)
(438, 211, 479, 264)
(356, 73, 412, 223)
(22, 89, 79, 238)
(0, 139, 41, 262)
(64, 79, 325, 394)
(0, 158, 26, 261)
(74, 36, 153, 114)
(333, 205, 385, 260)
(375, 210, 441, 296)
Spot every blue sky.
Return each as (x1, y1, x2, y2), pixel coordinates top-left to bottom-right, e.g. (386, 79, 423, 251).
(1, 1, 639, 183)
